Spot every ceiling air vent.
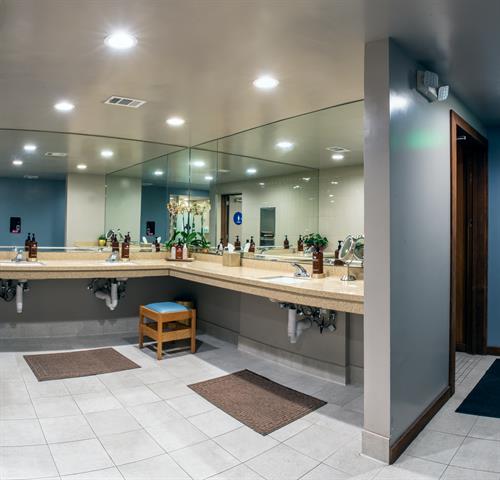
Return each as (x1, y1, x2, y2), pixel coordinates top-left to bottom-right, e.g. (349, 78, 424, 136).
(104, 95, 146, 108)
(326, 146, 350, 154)
(44, 152, 67, 157)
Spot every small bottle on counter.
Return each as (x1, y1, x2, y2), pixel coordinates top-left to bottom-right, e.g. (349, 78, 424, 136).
(284, 235, 289, 249)
(243, 239, 250, 253)
(182, 243, 188, 260)
(249, 236, 255, 253)
(175, 242, 183, 260)
(25, 233, 31, 252)
(112, 234, 119, 252)
(234, 236, 241, 251)
(297, 235, 304, 252)
(155, 237, 161, 252)
(217, 238, 224, 253)
(121, 234, 130, 261)
(28, 233, 38, 262)
(170, 243, 176, 260)
(335, 240, 342, 259)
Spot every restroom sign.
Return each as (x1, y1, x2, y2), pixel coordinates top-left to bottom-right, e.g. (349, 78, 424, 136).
(233, 212, 243, 225)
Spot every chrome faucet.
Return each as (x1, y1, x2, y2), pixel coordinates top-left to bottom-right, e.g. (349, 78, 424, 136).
(292, 263, 310, 278)
(12, 247, 24, 263)
(106, 251, 119, 263)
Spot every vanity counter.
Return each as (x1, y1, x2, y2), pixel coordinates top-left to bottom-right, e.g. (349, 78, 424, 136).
(0, 255, 364, 314)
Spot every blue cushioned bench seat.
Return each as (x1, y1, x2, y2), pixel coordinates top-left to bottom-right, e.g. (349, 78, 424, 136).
(144, 302, 189, 314)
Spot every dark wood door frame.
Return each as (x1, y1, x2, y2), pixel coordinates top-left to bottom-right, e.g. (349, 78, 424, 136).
(450, 111, 489, 392)
(220, 194, 230, 245)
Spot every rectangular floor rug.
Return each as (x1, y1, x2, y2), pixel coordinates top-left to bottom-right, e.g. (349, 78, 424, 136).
(456, 359, 500, 418)
(24, 347, 140, 381)
(188, 369, 326, 434)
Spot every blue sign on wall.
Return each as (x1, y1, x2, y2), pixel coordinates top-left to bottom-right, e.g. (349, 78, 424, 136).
(233, 211, 243, 225)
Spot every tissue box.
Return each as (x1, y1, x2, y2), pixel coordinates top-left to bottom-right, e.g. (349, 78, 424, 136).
(222, 251, 241, 267)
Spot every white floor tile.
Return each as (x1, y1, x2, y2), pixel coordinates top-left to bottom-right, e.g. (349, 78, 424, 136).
(61, 467, 124, 480)
(0, 419, 45, 446)
(148, 378, 198, 400)
(324, 438, 383, 476)
(119, 453, 190, 480)
(284, 424, 355, 461)
(113, 385, 161, 407)
(99, 429, 164, 466)
(146, 416, 207, 452)
(209, 463, 265, 480)
(85, 408, 141, 437)
(214, 426, 278, 462)
(132, 367, 176, 385)
(167, 393, 216, 418)
(73, 391, 123, 414)
(170, 439, 239, 480)
(26, 379, 69, 399)
(189, 409, 242, 438)
(245, 444, 319, 480)
(32, 395, 80, 418)
(0, 401, 36, 420)
(40, 415, 95, 443)
(469, 417, 500, 442)
(451, 437, 500, 473)
(127, 401, 182, 427)
(441, 465, 500, 479)
(405, 430, 465, 464)
(49, 438, 113, 475)
(0, 445, 58, 479)
(64, 376, 108, 395)
(300, 463, 350, 480)
(375, 455, 446, 479)
(268, 418, 312, 442)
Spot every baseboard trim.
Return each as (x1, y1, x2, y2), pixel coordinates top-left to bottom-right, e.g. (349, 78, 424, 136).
(486, 346, 500, 356)
(389, 386, 452, 464)
(197, 318, 239, 345)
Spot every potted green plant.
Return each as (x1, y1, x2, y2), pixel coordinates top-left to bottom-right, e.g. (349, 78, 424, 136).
(303, 233, 328, 275)
(98, 234, 107, 247)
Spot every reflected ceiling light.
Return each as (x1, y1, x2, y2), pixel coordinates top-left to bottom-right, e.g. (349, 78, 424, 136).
(204, 175, 214, 181)
(23, 144, 36, 152)
(331, 181, 339, 185)
(12, 159, 23, 166)
(276, 140, 294, 150)
(331, 153, 344, 161)
(77, 164, 87, 170)
(329, 194, 334, 198)
(258, 182, 265, 186)
(153, 170, 164, 176)
(166, 116, 185, 127)
(54, 101, 75, 112)
(253, 75, 279, 90)
(191, 160, 205, 168)
(101, 149, 114, 158)
(302, 177, 310, 182)
(390, 93, 409, 112)
(293, 185, 301, 189)
(104, 31, 137, 50)
(246, 168, 257, 174)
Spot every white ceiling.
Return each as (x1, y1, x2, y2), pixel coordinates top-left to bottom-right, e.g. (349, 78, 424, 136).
(0, 0, 498, 151)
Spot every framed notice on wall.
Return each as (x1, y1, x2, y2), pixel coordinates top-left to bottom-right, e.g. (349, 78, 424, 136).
(10, 217, 21, 234)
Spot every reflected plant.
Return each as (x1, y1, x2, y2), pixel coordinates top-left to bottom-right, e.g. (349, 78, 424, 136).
(303, 233, 328, 252)
(166, 199, 211, 250)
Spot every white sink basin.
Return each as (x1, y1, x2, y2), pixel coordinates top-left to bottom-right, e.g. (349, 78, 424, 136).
(260, 275, 309, 286)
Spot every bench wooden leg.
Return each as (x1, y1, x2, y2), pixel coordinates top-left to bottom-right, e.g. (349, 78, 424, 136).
(157, 319, 163, 360)
(138, 313, 144, 349)
(191, 309, 197, 354)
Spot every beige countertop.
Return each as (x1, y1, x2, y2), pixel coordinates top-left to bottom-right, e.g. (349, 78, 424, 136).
(0, 253, 364, 314)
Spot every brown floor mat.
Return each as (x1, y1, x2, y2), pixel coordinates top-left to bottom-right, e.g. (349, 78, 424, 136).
(188, 369, 326, 435)
(24, 347, 140, 381)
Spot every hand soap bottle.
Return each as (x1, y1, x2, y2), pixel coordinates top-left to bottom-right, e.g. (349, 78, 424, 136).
(234, 236, 241, 251)
(170, 243, 176, 260)
(249, 236, 255, 253)
(175, 242, 183, 260)
(182, 243, 188, 260)
(25, 233, 31, 252)
(112, 234, 119, 252)
(121, 233, 130, 261)
(284, 235, 289, 249)
(297, 235, 304, 252)
(28, 233, 38, 262)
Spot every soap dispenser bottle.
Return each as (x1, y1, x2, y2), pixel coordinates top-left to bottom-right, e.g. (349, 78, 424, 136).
(182, 243, 188, 260)
(170, 242, 176, 260)
(112, 234, 119, 252)
(297, 235, 304, 252)
(121, 233, 130, 261)
(335, 240, 342, 259)
(25, 233, 31, 252)
(155, 237, 161, 252)
(28, 233, 38, 262)
(249, 236, 255, 253)
(284, 235, 289, 249)
(175, 242, 183, 260)
(243, 239, 250, 253)
(234, 236, 241, 251)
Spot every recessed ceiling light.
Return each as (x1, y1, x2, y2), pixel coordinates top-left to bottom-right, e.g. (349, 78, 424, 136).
(276, 140, 294, 150)
(192, 160, 205, 168)
(204, 175, 214, 181)
(246, 168, 257, 174)
(166, 116, 185, 127)
(76, 164, 87, 170)
(259, 182, 265, 186)
(54, 101, 75, 112)
(302, 177, 311, 182)
(253, 75, 279, 90)
(293, 185, 301, 189)
(12, 159, 23, 166)
(101, 149, 114, 158)
(332, 154, 344, 161)
(154, 170, 164, 176)
(331, 181, 339, 185)
(23, 144, 36, 152)
(104, 31, 137, 50)
(329, 194, 334, 198)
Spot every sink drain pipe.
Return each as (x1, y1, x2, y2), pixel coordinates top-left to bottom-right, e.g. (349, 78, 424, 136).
(16, 280, 28, 314)
(88, 278, 128, 311)
(287, 306, 312, 344)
